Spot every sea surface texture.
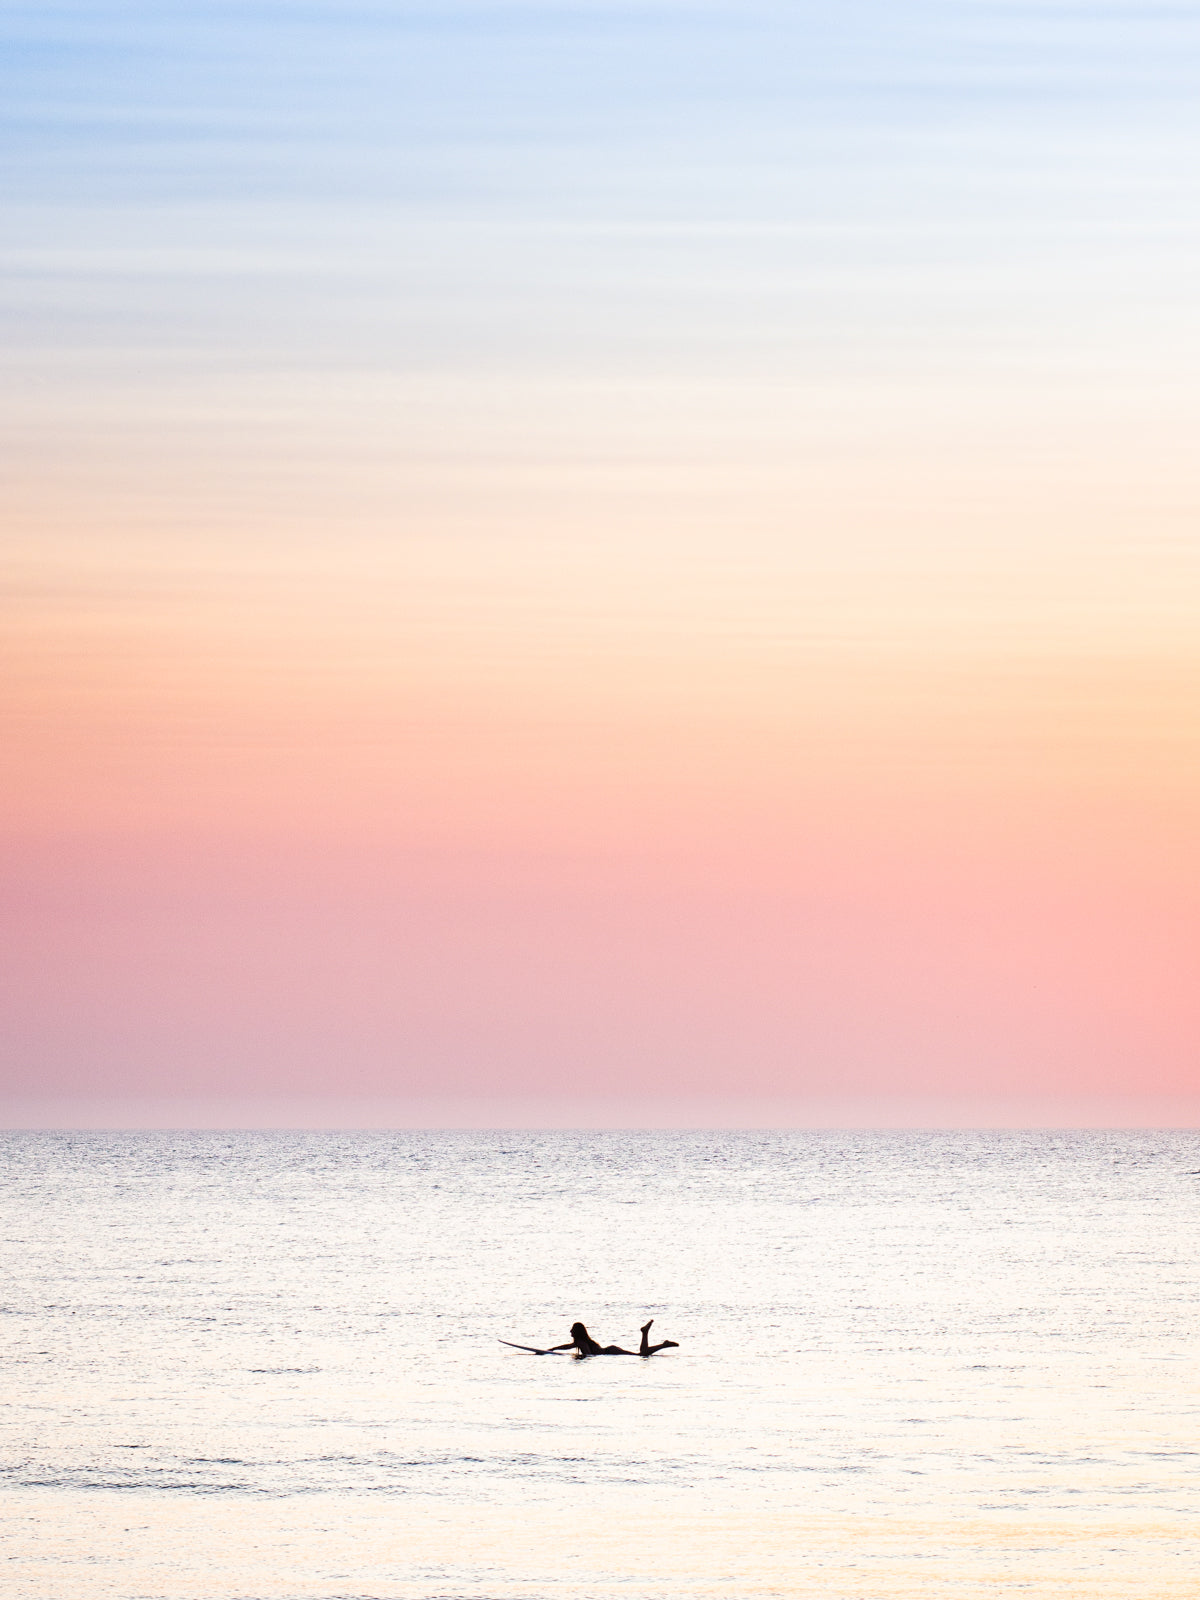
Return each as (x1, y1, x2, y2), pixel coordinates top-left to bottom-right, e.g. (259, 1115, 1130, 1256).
(1, 1129, 1197, 1598)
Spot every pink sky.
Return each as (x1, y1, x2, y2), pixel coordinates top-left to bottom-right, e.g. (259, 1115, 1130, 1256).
(5, 391, 1198, 1126)
(5, 2, 1199, 1126)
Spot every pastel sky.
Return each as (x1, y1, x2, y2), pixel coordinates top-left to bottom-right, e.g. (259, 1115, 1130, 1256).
(3, 1, 1198, 1126)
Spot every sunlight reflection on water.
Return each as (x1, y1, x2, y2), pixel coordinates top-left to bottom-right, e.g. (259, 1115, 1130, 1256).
(2, 1130, 1198, 1597)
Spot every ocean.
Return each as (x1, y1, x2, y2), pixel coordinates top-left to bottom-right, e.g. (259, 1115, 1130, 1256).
(1, 1129, 1197, 1598)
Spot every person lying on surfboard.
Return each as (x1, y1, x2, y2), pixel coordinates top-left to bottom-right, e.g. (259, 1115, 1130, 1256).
(501, 1319, 679, 1357)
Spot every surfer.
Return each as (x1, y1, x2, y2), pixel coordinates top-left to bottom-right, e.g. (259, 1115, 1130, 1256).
(561, 1321, 635, 1356)
(500, 1318, 678, 1357)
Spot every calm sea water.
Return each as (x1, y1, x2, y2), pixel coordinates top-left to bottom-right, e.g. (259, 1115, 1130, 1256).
(1, 1130, 1198, 1598)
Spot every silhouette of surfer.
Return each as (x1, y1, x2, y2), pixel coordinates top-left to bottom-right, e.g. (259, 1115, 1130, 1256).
(500, 1318, 678, 1357)
(559, 1321, 633, 1355)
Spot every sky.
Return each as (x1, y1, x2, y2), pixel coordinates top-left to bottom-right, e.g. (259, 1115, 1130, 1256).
(3, 0, 1199, 1127)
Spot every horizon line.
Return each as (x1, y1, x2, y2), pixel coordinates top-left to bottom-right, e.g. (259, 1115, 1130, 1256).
(4, 1094, 1199, 1132)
